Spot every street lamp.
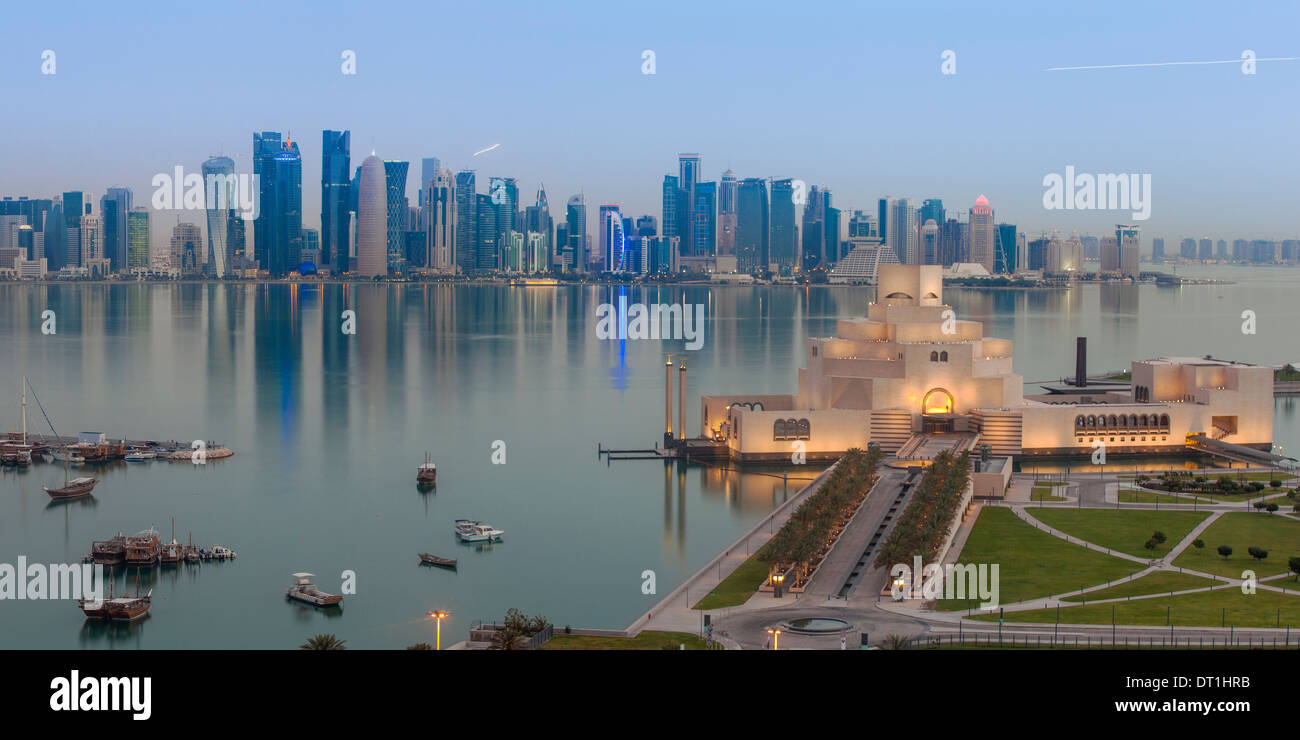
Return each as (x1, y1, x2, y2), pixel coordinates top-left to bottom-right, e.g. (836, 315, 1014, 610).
(766, 627, 782, 651)
(892, 576, 907, 602)
(773, 572, 785, 598)
(427, 610, 449, 650)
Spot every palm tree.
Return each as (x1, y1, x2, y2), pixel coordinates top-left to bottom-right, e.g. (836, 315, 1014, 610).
(299, 633, 347, 650)
(489, 626, 524, 650)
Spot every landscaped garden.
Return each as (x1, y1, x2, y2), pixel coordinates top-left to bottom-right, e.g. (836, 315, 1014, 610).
(936, 506, 1136, 611)
(1170, 512, 1300, 578)
(1029, 508, 1209, 558)
(874, 450, 972, 569)
(1059, 571, 1218, 602)
(1138, 471, 1291, 502)
(970, 585, 1300, 628)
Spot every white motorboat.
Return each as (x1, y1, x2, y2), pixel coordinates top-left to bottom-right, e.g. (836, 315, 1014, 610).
(285, 573, 343, 607)
(124, 451, 156, 462)
(454, 519, 504, 542)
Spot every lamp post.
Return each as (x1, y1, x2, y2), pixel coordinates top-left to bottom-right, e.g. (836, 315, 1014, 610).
(766, 627, 782, 651)
(773, 572, 785, 598)
(427, 610, 449, 650)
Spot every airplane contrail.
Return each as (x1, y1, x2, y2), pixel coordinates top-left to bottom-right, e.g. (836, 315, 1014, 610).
(472, 144, 500, 156)
(1047, 56, 1300, 71)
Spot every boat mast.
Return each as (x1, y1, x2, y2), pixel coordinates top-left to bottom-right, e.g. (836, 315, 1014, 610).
(20, 375, 27, 444)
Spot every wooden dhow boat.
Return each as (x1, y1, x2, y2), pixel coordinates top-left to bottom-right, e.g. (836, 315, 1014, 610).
(418, 553, 457, 568)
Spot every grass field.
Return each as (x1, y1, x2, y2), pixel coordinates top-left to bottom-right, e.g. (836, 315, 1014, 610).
(936, 507, 1136, 611)
(1031, 486, 1068, 502)
(1030, 508, 1209, 558)
(1171, 512, 1300, 578)
(541, 631, 716, 650)
(1117, 489, 1204, 505)
(692, 554, 769, 610)
(970, 586, 1300, 628)
(1060, 571, 1219, 602)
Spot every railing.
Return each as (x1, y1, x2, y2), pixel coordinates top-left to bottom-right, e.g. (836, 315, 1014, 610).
(906, 632, 1299, 649)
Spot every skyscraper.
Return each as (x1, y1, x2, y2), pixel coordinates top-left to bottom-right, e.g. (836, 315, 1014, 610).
(100, 187, 131, 273)
(565, 194, 586, 272)
(736, 178, 769, 271)
(321, 130, 351, 273)
(524, 184, 552, 271)
(423, 168, 456, 272)
(356, 154, 387, 277)
(601, 205, 627, 272)
(770, 179, 797, 269)
(890, 198, 917, 265)
(692, 181, 716, 258)
(968, 195, 995, 272)
(476, 193, 498, 270)
(383, 160, 409, 272)
(43, 201, 65, 271)
(253, 132, 302, 276)
(718, 170, 737, 257)
(677, 154, 699, 255)
(1117, 224, 1141, 278)
(1152, 237, 1165, 260)
(995, 223, 1018, 273)
(661, 175, 679, 253)
(202, 155, 236, 278)
(921, 220, 940, 265)
(170, 222, 202, 273)
(489, 176, 518, 261)
(127, 207, 150, 270)
(454, 171, 477, 274)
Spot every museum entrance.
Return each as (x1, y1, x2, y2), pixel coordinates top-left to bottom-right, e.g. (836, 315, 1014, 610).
(922, 413, 956, 433)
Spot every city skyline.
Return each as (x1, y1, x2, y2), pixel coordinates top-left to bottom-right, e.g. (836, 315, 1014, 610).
(3, 0, 1300, 245)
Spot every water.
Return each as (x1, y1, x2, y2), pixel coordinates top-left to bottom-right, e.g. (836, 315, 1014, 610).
(1, 265, 1297, 649)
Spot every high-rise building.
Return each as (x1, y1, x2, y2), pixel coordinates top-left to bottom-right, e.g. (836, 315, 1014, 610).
(1152, 237, 1165, 260)
(600, 205, 628, 272)
(476, 193, 498, 270)
(676, 154, 699, 255)
(202, 156, 236, 277)
(661, 175, 679, 251)
(735, 178, 769, 271)
(565, 194, 586, 272)
(921, 220, 940, 266)
(383, 160, 409, 272)
(1198, 237, 1212, 260)
(80, 214, 101, 261)
(1100, 236, 1120, 273)
(489, 177, 518, 262)
(1116, 224, 1141, 278)
(995, 223, 1018, 273)
(100, 187, 131, 273)
(802, 185, 833, 270)
(43, 201, 65, 270)
(718, 170, 737, 256)
(253, 132, 302, 276)
(920, 199, 944, 231)
(692, 181, 716, 259)
(968, 195, 995, 273)
(355, 154, 387, 277)
(170, 222, 202, 273)
(524, 184, 552, 271)
(889, 198, 917, 265)
(454, 171, 477, 274)
(1216, 239, 1228, 260)
(420, 157, 441, 191)
(321, 131, 351, 273)
(770, 179, 797, 269)
(422, 168, 456, 272)
(127, 207, 150, 269)
(1180, 238, 1197, 259)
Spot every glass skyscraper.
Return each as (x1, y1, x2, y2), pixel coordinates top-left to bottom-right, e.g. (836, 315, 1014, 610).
(127, 207, 150, 269)
(202, 156, 236, 277)
(253, 132, 303, 276)
(100, 187, 131, 272)
(692, 181, 716, 258)
(736, 178, 769, 272)
(454, 171, 477, 274)
(321, 130, 351, 273)
(383, 160, 409, 273)
(770, 179, 796, 269)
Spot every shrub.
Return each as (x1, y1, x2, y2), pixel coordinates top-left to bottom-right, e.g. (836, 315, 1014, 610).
(1150, 531, 1167, 544)
(1193, 539, 1204, 549)
(1270, 479, 1282, 488)
(1218, 545, 1233, 560)
(1288, 557, 1300, 579)
(1248, 546, 1269, 562)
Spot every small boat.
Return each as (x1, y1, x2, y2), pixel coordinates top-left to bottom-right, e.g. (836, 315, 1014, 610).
(92, 533, 127, 565)
(48, 450, 85, 464)
(285, 573, 343, 607)
(124, 451, 156, 462)
(106, 592, 152, 621)
(78, 567, 113, 619)
(417, 453, 437, 485)
(454, 519, 504, 543)
(124, 528, 161, 567)
(208, 545, 236, 560)
(159, 519, 183, 564)
(418, 553, 458, 568)
(182, 532, 201, 563)
(44, 476, 98, 500)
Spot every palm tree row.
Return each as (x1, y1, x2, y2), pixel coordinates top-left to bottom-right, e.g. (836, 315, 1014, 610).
(873, 450, 971, 569)
(757, 446, 883, 586)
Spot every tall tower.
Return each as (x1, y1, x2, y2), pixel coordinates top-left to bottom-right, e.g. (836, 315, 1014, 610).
(565, 194, 587, 272)
(356, 154, 387, 277)
(383, 160, 409, 273)
(770, 179, 796, 269)
(127, 207, 150, 269)
(202, 155, 236, 277)
(321, 130, 351, 273)
(423, 168, 457, 272)
(968, 195, 994, 273)
(100, 187, 132, 273)
(735, 178, 769, 272)
(253, 131, 302, 276)
(718, 170, 737, 257)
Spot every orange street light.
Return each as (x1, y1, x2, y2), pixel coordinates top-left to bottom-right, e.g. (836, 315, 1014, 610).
(427, 610, 450, 650)
(766, 627, 782, 651)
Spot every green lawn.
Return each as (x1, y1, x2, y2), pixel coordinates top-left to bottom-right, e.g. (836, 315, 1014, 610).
(1031, 486, 1068, 502)
(936, 507, 1136, 611)
(1060, 571, 1218, 602)
(541, 630, 717, 650)
(970, 586, 1300, 628)
(1171, 512, 1300, 578)
(692, 554, 770, 610)
(1117, 489, 1204, 505)
(1030, 508, 1209, 559)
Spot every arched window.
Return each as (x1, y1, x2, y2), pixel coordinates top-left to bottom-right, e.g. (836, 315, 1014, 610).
(1160, 414, 1170, 427)
(796, 419, 810, 440)
(940, 351, 949, 362)
(1075, 415, 1085, 428)
(930, 351, 939, 362)
(773, 419, 786, 441)
(1098, 416, 1107, 428)
(1140, 414, 1149, 427)
(1109, 414, 1119, 427)
(1088, 415, 1097, 427)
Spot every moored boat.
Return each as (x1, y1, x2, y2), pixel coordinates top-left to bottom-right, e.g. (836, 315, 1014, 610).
(285, 573, 343, 607)
(105, 592, 152, 621)
(418, 553, 458, 568)
(417, 453, 437, 485)
(454, 519, 504, 543)
(92, 533, 127, 565)
(124, 528, 161, 567)
(44, 476, 98, 500)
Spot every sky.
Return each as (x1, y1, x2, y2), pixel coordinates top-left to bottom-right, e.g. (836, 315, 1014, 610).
(3, 0, 1299, 253)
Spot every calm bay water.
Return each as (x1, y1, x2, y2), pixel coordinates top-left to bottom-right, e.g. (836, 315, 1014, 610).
(0, 264, 1297, 649)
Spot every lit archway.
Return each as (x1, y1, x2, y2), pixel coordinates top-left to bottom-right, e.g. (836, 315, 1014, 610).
(922, 388, 954, 414)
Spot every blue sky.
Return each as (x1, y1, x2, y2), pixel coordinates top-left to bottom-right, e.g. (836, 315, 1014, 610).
(3, 0, 1299, 248)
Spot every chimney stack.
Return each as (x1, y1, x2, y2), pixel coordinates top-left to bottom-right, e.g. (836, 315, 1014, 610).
(1076, 337, 1087, 388)
(678, 361, 687, 440)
